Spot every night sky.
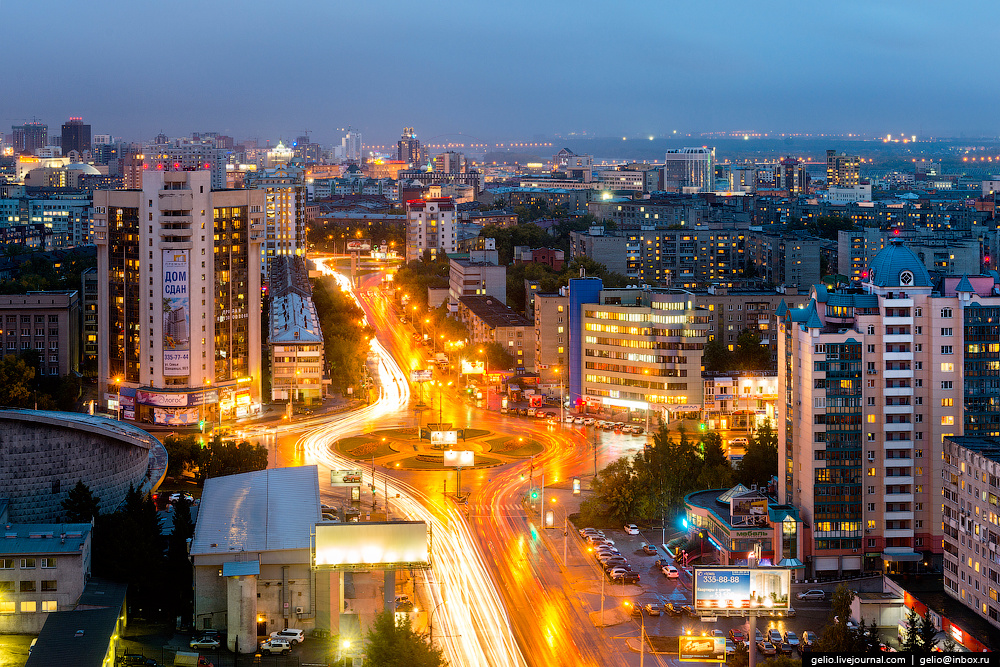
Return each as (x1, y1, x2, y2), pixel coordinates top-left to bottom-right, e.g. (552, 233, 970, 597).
(4, 0, 995, 144)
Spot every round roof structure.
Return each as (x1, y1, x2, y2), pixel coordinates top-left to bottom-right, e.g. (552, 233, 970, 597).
(65, 162, 101, 175)
(868, 240, 932, 288)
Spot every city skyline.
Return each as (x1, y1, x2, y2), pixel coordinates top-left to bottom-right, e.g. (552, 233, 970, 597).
(6, 1, 1000, 144)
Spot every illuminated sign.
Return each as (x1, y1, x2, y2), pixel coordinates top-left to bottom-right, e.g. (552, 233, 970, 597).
(431, 431, 459, 447)
(443, 450, 474, 467)
(314, 521, 429, 569)
(410, 369, 433, 382)
(693, 567, 790, 612)
(679, 636, 726, 662)
(460, 359, 485, 375)
(330, 470, 363, 486)
(346, 240, 371, 251)
(162, 249, 190, 376)
(731, 496, 768, 526)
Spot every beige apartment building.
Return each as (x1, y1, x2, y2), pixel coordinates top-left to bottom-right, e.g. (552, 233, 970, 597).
(778, 241, 969, 577)
(533, 292, 568, 388)
(0, 291, 79, 377)
(93, 170, 264, 424)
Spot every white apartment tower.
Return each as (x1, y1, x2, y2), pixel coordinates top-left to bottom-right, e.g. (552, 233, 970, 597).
(405, 197, 457, 262)
(663, 147, 715, 192)
(93, 170, 264, 424)
(778, 241, 964, 577)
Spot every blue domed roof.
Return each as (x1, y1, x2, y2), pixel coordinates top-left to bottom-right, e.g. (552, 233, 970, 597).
(65, 162, 101, 175)
(867, 241, 932, 288)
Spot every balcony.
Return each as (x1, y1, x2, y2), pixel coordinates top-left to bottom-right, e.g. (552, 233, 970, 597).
(883, 404, 913, 414)
(884, 511, 914, 522)
(884, 528, 914, 539)
(158, 192, 193, 210)
(883, 317, 913, 327)
(884, 351, 913, 362)
(884, 334, 912, 344)
(884, 369, 913, 379)
(884, 386, 913, 397)
(158, 226, 192, 238)
(884, 475, 913, 486)
(882, 297, 914, 307)
(884, 492, 913, 503)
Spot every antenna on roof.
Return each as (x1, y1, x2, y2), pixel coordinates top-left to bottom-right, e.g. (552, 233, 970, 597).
(580, 267, 586, 278)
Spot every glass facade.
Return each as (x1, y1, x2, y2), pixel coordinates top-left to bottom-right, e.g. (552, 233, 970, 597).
(108, 206, 140, 383)
(965, 304, 1000, 436)
(213, 205, 251, 383)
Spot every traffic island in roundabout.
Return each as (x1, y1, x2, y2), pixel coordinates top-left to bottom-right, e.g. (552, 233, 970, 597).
(332, 427, 543, 470)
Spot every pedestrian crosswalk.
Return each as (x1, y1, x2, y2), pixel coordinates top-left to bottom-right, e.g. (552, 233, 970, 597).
(466, 503, 526, 514)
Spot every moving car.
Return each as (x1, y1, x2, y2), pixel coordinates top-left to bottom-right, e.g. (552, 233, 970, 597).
(797, 589, 826, 601)
(631, 426, 644, 435)
(189, 637, 221, 650)
(258, 638, 291, 656)
(624, 524, 640, 535)
(269, 628, 306, 644)
(574, 416, 584, 424)
(642, 601, 663, 616)
(583, 417, 595, 426)
(663, 603, 682, 617)
(662, 564, 679, 578)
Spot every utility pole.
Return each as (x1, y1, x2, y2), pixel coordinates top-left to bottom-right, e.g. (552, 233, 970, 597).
(563, 515, 567, 565)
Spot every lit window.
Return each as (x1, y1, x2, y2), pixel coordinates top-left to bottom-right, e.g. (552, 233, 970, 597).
(941, 363, 954, 372)
(942, 416, 955, 426)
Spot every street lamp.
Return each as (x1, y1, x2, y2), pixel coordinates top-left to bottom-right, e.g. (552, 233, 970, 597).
(622, 600, 646, 667)
(201, 378, 211, 433)
(436, 380, 452, 425)
(554, 367, 565, 422)
(113, 375, 123, 421)
(429, 600, 448, 643)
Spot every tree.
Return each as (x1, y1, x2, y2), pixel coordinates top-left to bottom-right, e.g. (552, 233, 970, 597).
(732, 329, 772, 371)
(900, 609, 921, 652)
(589, 456, 641, 524)
(697, 431, 733, 489)
(815, 584, 859, 652)
(736, 419, 778, 488)
(198, 435, 268, 482)
(480, 341, 515, 371)
(165, 495, 195, 619)
(702, 337, 732, 372)
(0, 354, 35, 407)
(61, 480, 101, 523)
(364, 610, 446, 667)
(916, 609, 938, 653)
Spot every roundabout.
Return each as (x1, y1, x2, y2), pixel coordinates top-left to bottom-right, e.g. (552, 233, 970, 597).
(332, 427, 545, 470)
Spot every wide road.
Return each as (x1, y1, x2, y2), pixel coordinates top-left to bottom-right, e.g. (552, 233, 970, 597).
(264, 262, 656, 666)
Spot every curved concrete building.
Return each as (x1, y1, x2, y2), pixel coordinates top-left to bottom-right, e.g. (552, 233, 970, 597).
(0, 410, 162, 522)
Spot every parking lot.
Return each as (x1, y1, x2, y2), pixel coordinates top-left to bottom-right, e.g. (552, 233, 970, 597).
(575, 524, 838, 654)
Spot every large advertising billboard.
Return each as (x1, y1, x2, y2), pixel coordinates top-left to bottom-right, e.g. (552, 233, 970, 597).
(153, 407, 200, 425)
(731, 495, 768, 526)
(431, 430, 459, 447)
(346, 239, 371, 251)
(330, 470, 363, 486)
(679, 636, 726, 662)
(162, 249, 190, 376)
(443, 450, 474, 467)
(315, 521, 429, 569)
(693, 567, 790, 611)
(410, 369, 433, 382)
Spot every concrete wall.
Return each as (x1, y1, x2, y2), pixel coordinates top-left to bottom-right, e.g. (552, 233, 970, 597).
(0, 414, 151, 522)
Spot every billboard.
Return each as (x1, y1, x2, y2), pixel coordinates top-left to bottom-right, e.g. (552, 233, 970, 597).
(410, 369, 433, 382)
(679, 636, 726, 662)
(693, 567, 790, 612)
(162, 249, 190, 376)
(330, 470, 363, 486)
(431, 430, 459, 447)
(443, 450, 474, 467)
(731, 495, 768, 526)
(136, 390, 189, 407)
(460, 359, 485, 375)
(347, 239, 371, 251)
(314, 521, 429, 569)
(153, 407, 200, 425)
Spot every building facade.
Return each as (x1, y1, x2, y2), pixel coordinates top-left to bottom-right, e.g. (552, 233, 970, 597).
(0, 291, 80, 376)
(456, 296, 533, 371)
(60, 118, 91, 156)
(663, 147, 715, 192)
(533, 292, 568, 387)
(827, 150, 860, 188)
(778, 242, 959, 577)
(93, 170, 264, 424)
(405, 197, 457, 261)
(250, 165, 307, 281)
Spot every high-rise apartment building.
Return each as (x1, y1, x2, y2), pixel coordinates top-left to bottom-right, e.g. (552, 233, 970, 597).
(827, 150, 860, 188)
(342, 128, 362, 162)
(61, 118, 91, 156)
(779, 156, 809, 196)
(405, 197, 456, 261)
(12, 122, 48, 155)
(249, 165, 307, 281)
(93, 170, 264, 424)
(397, 128, 424, 167)
(433, 151, 466, 174)
(143, 141, 228, 189)
(778, 241, 962, 577)
(534, 292, 569, 388)
(663, 148, 715, 192)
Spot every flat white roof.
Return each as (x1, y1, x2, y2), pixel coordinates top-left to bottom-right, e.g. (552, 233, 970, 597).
(190, 465, 320, 555)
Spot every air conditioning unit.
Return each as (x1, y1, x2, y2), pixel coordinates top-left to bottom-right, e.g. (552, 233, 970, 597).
(295, 606, 304, 614)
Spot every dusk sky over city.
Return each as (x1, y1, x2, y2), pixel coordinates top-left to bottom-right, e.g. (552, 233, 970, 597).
(7, 0, 997, 143)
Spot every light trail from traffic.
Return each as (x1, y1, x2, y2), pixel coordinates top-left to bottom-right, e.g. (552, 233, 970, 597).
(297, 261, 527, 667)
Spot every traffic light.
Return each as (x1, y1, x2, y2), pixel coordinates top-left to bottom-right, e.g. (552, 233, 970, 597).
(520, 473, 525, 481)
(699, 422, 706, 431)
(199, 419, 206, 432)
(530, 489, 538, 500)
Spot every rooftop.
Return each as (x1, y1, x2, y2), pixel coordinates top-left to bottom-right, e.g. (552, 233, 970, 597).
(458, 296, 531, 329)
(0, 409, 155, 451)
(190, 465, 321, 556)
(271, 292, 324, 344)
(0, 523, 91, 556)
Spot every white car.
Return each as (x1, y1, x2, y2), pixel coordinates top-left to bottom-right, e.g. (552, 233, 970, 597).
(269, 628, 305, 644)
(583, 417, 595, 426)
(563, 415, 575, 423)
(663, 564, 679, 578)
(573, 416, 584, 424)
(259, 638, 291, 655)
(624, 524, 640, 535)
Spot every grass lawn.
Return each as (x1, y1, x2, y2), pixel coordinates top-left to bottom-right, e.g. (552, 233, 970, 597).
(396, 455, 503, 470)
(336, 436, 396, 459)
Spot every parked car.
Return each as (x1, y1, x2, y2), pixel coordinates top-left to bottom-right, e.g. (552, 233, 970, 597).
(754, 629, 765, 644)
(259, 638, 291, 656)
(624, 524, 640, 535)
(189, 637, 221, 650)
(778, 641, 795, 656)
(768, 629, 782, 645)
(729, 629, 747, 645)
(801, 631, 819, 650)
(784, 631, 800, 649)
(725, 639, 736, 656)
(756, 641, 777, 657)
(712, 629, 725, 638)
(269, 628, 305, 644)
(610, 571, 640, 584)
(643, 601, 663, 616)
(642, 544, 657, 555)
(583, 417, 595, 426)
(573, 416, 584, 424)
(119, 655, 157, 666)
(602, 559, 631, 572)
(678, 604, 695, 616)
(662, 565, 679, 578)
(797, 589, 826, 601)
(663, 603, 682, 616)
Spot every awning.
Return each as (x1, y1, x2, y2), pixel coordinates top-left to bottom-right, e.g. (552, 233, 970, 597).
(778, 558, 806, 569)
(222, 560, 260, 576)
(881, 551, 922, 562)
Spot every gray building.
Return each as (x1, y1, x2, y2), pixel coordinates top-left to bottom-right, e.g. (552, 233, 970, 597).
(0, 291, 80, 377)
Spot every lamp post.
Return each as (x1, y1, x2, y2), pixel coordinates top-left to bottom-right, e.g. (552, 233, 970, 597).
(436, 380, 452, 425)
(113, 376, 123, 420)
(429, 600, 448, 643)
(623, 600, 645, 667)
(749, 541, 762, 667)
(202, 378, 211, 432)
(550, 497, 567, 565)
(554, 367, 564, 422)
